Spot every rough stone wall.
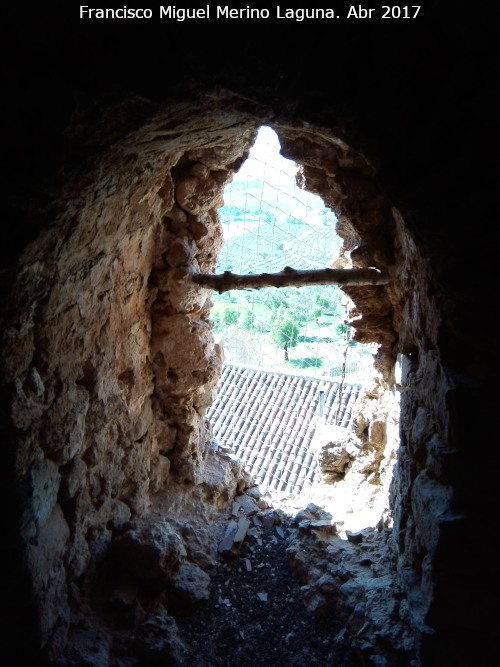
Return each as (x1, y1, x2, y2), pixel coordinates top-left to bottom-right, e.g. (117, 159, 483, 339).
(0, 64, 494, 664)
(388, 211, 478, 663)
(275, 126, 481, 662)
(1, 99, 260, 661)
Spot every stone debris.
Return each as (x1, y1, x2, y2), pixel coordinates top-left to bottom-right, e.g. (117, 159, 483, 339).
(272, 509, 285, 525)
(217, 490, 300, 579)
(217, 491, 292, 561)
(286, 504, 416, 664)
(218, 492, 282, 556)
(176, 514, 358, 666)
(247, 527, 260, 538)
(345, 530, 364, 545)
(218, 520, 239, 555)
(233, 516, 251, 544)
(245, 486, 262, 501)
(235, 494, 259, 516)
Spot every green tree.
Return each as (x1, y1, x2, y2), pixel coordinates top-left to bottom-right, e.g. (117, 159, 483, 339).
(336, 321, 347, 337)
(223, 307, 238, 325)
(312, 306, 323, 323)
(314, 293, 331, 311)
(312, 294, 335, 324)
(270, 307, 303, 361)
(242, 310, 255, 330)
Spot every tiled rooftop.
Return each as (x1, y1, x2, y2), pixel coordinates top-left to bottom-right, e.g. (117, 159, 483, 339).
(208, 364, 361, 496)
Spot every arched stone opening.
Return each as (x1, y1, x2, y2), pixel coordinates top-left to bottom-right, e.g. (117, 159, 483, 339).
(2, 91, 459, 664)
(2, 0, 497, 654)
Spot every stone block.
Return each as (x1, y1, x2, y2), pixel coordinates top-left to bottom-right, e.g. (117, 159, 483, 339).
(20, 458, 61, 540)
(111, 520, 187, 589)
(234, 494, 259, 517)
(171, 561, 210, 603)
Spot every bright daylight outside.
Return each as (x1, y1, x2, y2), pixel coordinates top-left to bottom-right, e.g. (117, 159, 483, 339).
(211, 126, 373, 377)
(208, 127, 382, 524)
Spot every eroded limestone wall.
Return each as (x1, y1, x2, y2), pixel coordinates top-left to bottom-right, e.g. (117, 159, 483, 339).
(2, 99, 260, 660)
(2, 94, 481, 665)
(276, 126, 468, 662)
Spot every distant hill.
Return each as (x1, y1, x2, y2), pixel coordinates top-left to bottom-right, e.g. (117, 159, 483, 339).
(217, 210, 340, 274)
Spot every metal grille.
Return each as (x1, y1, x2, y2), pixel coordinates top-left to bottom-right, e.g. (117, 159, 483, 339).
(217, 126, 339, 275)
(211, 126, 370, 380)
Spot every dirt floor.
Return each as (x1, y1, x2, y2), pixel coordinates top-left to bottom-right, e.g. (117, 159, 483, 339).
(175, 517, 358, 666)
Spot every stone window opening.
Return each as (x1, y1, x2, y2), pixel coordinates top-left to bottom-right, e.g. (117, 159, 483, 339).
(2, 8, 490, 659)
(188, 125, 397, 533)
(3, 101, 448, 666)
(207, 126, 359, 371)
(147, 115, 449, 663)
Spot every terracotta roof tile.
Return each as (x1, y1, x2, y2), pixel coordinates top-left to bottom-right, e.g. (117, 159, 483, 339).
(208, 364, 361, 495)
